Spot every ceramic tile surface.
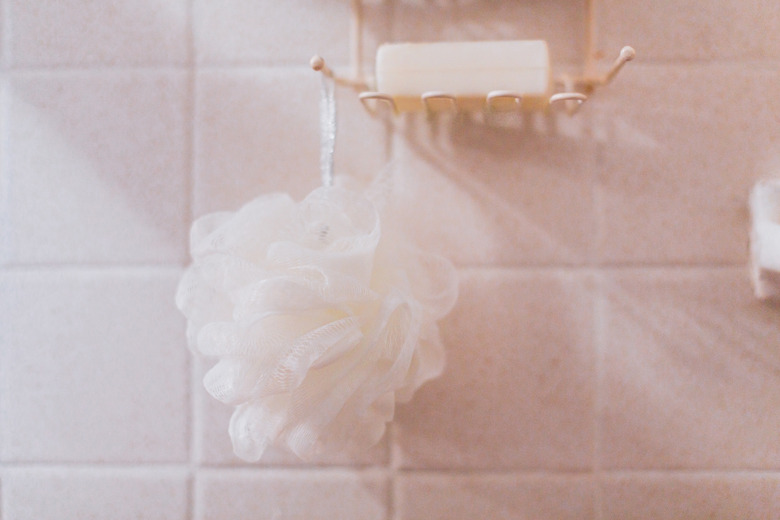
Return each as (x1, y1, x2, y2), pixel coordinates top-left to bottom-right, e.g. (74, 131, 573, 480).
(600, 268, 780, 469)
(2, 1, 779, 519)
(9, 0, 189, 67)
(2, 468, 189, 520)
(193, 0, 349, 66)
(195, 470, 388, 520)
(193, 68, 320, 214)
(594, 64, 780, 265)
(395, 270, 596, 470)
(193, 68, 388, 216)
(391, 115, 598, 266)
(396, 474, 595, 520)
(391, 0, 587, 64)
(0, 75, 8, 266)
(601, 474, 780, 520)
(6, 71, 190, 265)
(0, 270, 189, 462)
(598, 0, 780, 61)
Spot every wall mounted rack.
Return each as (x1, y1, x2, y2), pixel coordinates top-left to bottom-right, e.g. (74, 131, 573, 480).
(310, 0, 635, 116)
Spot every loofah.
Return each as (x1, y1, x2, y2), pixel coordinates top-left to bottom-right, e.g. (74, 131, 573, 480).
(176, 186, 457, 461)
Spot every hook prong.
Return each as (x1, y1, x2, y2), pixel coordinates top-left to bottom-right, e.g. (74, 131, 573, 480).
(604, 46, 636, 84)
(421, 91, 458, 113)
(358, 92, 397, 115)
(310, 55, 334, 78)
(486, 90, 523, 111)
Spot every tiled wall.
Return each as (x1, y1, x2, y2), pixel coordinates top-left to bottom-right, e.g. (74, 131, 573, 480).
(1, 1, 780, 519)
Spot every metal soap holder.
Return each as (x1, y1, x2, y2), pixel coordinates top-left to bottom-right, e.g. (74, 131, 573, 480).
(310, 0, 635, 117)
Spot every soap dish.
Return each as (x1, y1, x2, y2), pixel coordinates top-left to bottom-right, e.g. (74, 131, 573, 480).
(750, 178, 780, 300)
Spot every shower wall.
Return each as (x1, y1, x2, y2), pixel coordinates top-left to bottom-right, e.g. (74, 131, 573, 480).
(2, 1, 780, 518)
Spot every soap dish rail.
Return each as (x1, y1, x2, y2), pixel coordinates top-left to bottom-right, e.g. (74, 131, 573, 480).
(315, 44, 634, 116)
(310, 0, 635, 116)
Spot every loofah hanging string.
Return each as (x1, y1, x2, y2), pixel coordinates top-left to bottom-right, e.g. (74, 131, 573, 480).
(319, 72, 336, 188)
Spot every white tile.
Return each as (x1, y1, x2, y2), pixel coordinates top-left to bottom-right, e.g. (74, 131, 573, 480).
(395, 270, 596, 470)
(6, 71, 189, 265)
(193, 0, 350, 66)
(601, 474, 780, 520)
(0, 270, 189, 462)
(392, 0, 587, 65)
(600, 268, 780, 469)
(0, 0, 5, 68)
(397, 474, 594, 520)
(594, 64, 780, 264)
(194, 68, 389, 216)
(390, 114, 598, 267)
(598, 0, 780, 62)
(193, 68, 319, 215)
(195, 470, 388, 520)
(2, 468, 188, 520)
(9, 0, 189, 67)
(0, 76, 9, 266)
(354, 0, 395, 74)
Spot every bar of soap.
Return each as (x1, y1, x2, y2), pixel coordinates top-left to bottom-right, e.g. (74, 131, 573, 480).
(750, 179, 780, 300)
(375, 40, 551, 111)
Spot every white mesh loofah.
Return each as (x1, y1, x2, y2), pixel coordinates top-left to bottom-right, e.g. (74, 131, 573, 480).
(176, 186, 458, 461)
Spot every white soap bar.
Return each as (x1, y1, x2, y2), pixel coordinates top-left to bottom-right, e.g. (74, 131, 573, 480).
(376, 40, 551, 111)
(750, 179, 780, 299)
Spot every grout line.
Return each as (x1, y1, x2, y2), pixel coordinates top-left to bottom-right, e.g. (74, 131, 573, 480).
(1, 0, 10, 69)
(5, 58, 778, 76)
(0, 461, 397, 475)
(387, 468, 780, 478)
(456, 263, 748, 276)
(584, 262, 748, 270)
(6, 63, 320, 75)
(3, 57, 779, 75)
(0, 263, 186, 273)
(393, 467, 596, 477)
(599, 469, 780, 478)
(184, 3, 197, 519)
(189, 63, 320, 72)
(189, 360, 204, 511)
(6, 65, 197, 76)
(187, 0, 197, 70)
(182, 12, 196, 264)
(184, 472, 195, 520)
(189, 58, 201, 225)
(187, 459, 397, 471)
(3, 462, 780, 478)
(589, 112, 606, 518)
(385, 2, 398, 509)
(586, 99, 605, 520)
(0, 462, 193, 472)
(187, 356, 200, 520)
(592, 272, 607, 520)
(0, 72, 10, 268)
(387, 423, 398, 520)
(185, 310, 198, 520)
(622, 57, 780, 68)
(0, 262, 749, 274)
(190, 466, 394, 478)
(389, 469, 398, 520)
(0, 0, 11, 270)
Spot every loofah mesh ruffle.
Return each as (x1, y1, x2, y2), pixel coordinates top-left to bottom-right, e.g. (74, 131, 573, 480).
(176, 186, 457, 461)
